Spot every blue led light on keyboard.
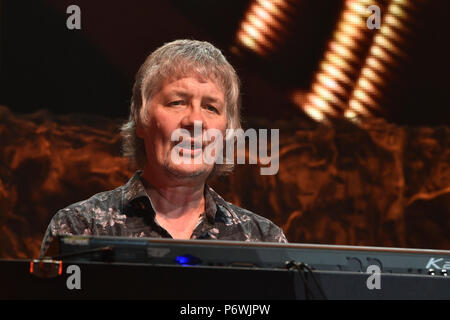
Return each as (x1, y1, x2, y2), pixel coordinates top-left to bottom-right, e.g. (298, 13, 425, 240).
(175, 255, 201, 266)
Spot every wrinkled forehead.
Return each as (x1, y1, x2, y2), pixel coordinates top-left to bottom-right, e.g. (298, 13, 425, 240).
(143, 59, 227, 101)
(160, 73, 224, 95)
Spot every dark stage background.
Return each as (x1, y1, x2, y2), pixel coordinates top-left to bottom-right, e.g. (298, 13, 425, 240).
(0, 0, 449, 259)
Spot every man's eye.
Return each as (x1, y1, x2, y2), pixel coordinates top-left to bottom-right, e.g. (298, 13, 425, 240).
(169, 100, 185, 106)
(205, 105, 219, 113)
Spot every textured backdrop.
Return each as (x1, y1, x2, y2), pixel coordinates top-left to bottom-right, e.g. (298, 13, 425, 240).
(1, 105, 449, 259)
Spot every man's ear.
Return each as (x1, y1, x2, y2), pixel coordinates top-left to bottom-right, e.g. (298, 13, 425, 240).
(135, 116, 146, 138)
(136, 98, 150, 138)
(135, 109, 145, 138)
(136, 123, 144, 138)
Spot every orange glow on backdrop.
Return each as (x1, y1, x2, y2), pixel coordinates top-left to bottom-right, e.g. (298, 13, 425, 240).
(1, 106, 449, 258)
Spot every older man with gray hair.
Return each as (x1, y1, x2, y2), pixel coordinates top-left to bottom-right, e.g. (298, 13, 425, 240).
(40, 39, 287, 258)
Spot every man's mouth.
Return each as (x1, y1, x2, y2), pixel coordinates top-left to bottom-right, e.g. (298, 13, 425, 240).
(173, 139, 205, 159)
(177, 140, 203, 150)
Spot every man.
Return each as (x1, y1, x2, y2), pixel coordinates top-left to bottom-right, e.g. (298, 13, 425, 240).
(40, 39, 287, 258)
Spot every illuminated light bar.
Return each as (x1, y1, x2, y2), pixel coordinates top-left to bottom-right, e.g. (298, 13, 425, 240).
(344, 109, 359, 121)
(353, 88, 378, 107)
(334, 30, 359, 48)
(389, 4, 407, 18)
(384, 14, 409, 33)
(253, 7, 287, 33)
(320, 62, 353, 84)
(303, 104, 326, 122)
(242, 19, 283, 44)
(317, 74, 338, 89)
(346, 0, 423, 121)
(329, 42, 360, 63)
(313, 83, 346, 104)
(343, 11, 364, 25)
(257, 0, 284, 18)
(308, 94, 339, 115)
(237, 31, 268, 56)
(360, 67, 384, 85)
(379, 24, 397, 38)
(339, 23, 365, 40)
(370, 45, 395, 63)
(293, 0, 384, 122)
(366, 56, 385, 71)
(325, 52, 352, 71)
(241, 21, 261, 39)
(348, 1, 367, 15)
(309, 94, 330, 111)
(356, 78, 382, 97)
(233, 0, 300, 56)
(373, 34, 404, 57)
(247, 13, 265, 29)
(349, 99, 366, 113)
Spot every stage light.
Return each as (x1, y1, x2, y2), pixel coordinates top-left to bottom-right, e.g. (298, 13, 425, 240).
(303, 104, 326, 122)
(346, 0, 422, 121)
(292, 0, 425, 124)
(233, 0, 299, 56)
(292, 0, 383, 122)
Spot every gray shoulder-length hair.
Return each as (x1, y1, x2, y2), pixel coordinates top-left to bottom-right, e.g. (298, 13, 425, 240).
(120, 39, 242, 177)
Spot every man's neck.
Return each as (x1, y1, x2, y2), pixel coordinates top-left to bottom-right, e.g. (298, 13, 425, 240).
(140, 169, 207, 240)
(140, 169, 206, 220)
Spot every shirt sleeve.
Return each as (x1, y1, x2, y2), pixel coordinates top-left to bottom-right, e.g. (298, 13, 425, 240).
(39, 207, 91, 258)
(259, 220, 289, 243)
(270, 225, 289, 243)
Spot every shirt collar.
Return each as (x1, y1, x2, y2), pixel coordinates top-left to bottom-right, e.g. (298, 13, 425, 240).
(123, 171, 150, 203)
(122, 171, 222, 222)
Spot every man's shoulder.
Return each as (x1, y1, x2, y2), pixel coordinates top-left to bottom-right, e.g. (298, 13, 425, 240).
(59, 186, 123, 215)
(224, 202, 278, 228)
(219, 201, 288, 243)
(57, 171, 144, 218)
(40, 185, 126, 257)
(52, 186, 124, 227)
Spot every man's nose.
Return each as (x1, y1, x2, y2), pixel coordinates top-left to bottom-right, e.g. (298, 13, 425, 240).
(181, 105, 205, 134)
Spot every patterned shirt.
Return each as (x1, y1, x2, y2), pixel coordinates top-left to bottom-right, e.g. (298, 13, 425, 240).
(39, 171, 287, 257)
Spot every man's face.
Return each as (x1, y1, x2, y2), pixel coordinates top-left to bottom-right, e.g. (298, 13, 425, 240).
(137, 76, 227, 180)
